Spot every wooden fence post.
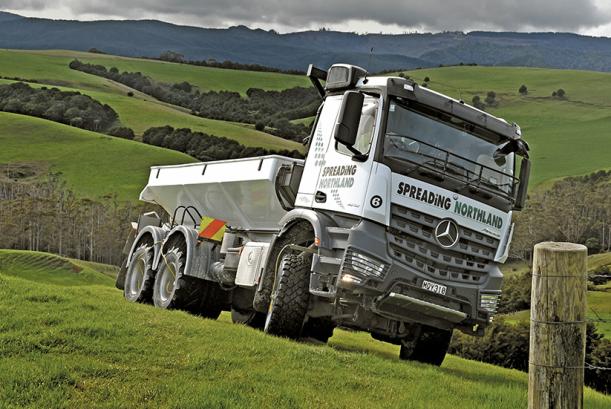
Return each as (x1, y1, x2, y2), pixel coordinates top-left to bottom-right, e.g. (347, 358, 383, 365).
(528, 242, 588, 409)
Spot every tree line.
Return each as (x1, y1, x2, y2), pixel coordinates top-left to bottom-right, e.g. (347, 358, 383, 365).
(142, 126, 304, 161)
(69, 59, 318, 141)
(511, 170, 611, 260)
(0, 175, 150, 266)
(156, 50, 306, 75)
(0, 82, 119, 132)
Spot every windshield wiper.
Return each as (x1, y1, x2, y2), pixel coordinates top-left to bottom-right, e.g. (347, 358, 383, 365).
(385, 155, 445, 180)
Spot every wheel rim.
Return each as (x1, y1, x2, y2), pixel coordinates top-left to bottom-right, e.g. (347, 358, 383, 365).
(126, 246, 150, 298)
(158, 249, 182, 303)
(129, 257, 146, 296)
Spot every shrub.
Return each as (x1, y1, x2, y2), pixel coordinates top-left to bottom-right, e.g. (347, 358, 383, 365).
(450, 321, 611, 394)
(519, 84, 528, 95)
(589, 265, 610, 286)
(485, 91, 497, 106)
(108, 127, 135, 140)
(497, 272, 531, 314)
(471, 95, 486, 111)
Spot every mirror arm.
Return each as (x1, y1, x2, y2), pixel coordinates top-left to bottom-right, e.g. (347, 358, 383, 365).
(335, 141, 368, 162)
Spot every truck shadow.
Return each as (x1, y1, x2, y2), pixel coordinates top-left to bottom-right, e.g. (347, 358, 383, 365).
(327, 334, 526, 390)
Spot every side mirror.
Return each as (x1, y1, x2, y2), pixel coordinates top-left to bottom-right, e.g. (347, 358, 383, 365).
(513, 158, 530, 210)
(334, 91, 364, 147)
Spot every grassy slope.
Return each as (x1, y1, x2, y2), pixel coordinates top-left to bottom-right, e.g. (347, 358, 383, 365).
(0, 112, 196, 201)
(0, 49, 304, 151)
(0, 250, 608, 409)
(500, 253, 611, 337)
(403, 66, 611, 186)
(0, 49, 310, 94)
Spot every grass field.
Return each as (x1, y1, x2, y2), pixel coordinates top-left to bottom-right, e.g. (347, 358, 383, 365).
(402, 66, 611, 185)
(0, 112, 196, 201)
(0, 49, 305, 152)
(2, 49, 611, 199)
(0, 250, 608, 409)
(0, 49, 310, 94)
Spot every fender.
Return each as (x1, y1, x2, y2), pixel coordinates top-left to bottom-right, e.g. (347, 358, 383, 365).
(277, 208, 337, 250)
(126, 225, 168, 268)
(155, 225, 199, 274)
(253, 209, 339, 313)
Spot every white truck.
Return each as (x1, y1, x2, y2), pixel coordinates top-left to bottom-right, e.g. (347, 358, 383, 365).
(116, 64, 531, 365)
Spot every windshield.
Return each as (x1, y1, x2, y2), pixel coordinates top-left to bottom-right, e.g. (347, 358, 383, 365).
(384, 100, 515, 197)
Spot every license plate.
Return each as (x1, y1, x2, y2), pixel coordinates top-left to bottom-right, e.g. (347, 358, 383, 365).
(422, 280, 447, 295)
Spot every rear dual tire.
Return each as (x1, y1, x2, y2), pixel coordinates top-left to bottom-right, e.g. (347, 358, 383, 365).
(153, 240, 225, 318)
(123, 242, 155, 303)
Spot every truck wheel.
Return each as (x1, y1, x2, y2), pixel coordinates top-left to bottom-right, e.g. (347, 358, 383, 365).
(123, 243, 155, 303)
(153, 246, 198, 311)
(231, 287, 266, 328)
(302, 317, 335, 343)
(399, 326, 453, 366)
(264, 253, 310, 339)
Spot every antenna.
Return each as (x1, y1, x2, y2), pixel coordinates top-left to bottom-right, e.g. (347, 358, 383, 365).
(367, 47, 374, 74)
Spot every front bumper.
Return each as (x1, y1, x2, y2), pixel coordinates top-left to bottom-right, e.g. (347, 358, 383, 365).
(334, 219, 502, 334)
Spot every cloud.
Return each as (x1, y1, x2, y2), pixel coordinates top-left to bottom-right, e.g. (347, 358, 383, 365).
(2, 0, 610, 33)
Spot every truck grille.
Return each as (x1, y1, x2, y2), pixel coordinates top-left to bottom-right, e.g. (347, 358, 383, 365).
(388, 204, 500, 284)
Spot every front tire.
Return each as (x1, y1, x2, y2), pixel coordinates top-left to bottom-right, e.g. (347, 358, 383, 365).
(123, 243, 155, 303)
(264, 254, 311, 339)
(399, 326, 453, 366)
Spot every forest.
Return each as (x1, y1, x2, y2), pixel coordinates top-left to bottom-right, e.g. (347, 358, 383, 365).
(0, 82, 118, 132)
(142, 126, 304, 161)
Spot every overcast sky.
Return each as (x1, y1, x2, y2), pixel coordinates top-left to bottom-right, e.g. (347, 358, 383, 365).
(3, 0, 611, 37)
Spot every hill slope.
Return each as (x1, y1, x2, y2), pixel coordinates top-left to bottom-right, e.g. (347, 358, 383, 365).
(0, 250, 609, 408)
(0, 49, 305, 152)
(3, 13, 611, 72)
(2, 49, 611, 189)
(0, 112, 196, 200)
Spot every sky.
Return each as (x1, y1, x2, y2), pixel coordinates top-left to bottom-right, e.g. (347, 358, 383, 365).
(2, 0, 611, 37)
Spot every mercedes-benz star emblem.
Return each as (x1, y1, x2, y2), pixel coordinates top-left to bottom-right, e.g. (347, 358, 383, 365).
(434, 219, 460, 248)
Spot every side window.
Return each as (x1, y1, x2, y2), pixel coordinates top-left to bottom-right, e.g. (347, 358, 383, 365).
(337, 95, 379, 156)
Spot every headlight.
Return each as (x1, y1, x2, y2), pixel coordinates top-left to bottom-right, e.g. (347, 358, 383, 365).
(341, 248, 389, 283)
(480, 293, 500, 315)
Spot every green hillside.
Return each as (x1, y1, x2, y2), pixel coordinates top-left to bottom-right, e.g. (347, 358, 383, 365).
(0, 112, 196, 201)
(403, 66, 611, 185)
(0, 49, 304, 152)
(2, 49, 611, 195)
(0, 49, 310, 94)
(0, 250, 608, 409)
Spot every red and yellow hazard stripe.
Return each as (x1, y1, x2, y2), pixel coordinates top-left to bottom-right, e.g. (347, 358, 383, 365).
(198, 216, 226, 242)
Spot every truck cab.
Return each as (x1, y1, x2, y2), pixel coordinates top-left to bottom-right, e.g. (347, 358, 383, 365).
(118, 63, 530, 366)
(275, 64, 530, 362)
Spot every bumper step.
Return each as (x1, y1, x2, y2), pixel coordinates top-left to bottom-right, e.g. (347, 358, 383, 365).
(376, 292, 467, 323)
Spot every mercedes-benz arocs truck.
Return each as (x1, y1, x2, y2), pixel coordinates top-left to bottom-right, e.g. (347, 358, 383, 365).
(116, 64, 531, 365)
